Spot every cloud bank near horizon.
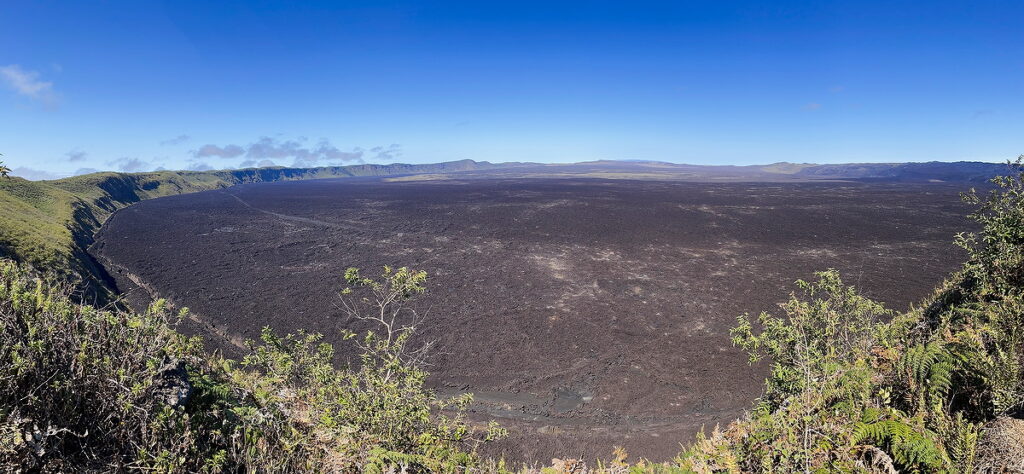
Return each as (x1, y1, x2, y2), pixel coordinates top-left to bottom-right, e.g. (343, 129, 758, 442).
(192, 137, 390, 168)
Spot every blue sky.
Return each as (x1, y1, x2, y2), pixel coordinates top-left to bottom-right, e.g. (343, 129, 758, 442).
(1, 0, 1022, 179)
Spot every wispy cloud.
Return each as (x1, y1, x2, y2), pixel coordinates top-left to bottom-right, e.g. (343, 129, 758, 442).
(193, 136, 368, 167)
(0, 64, 58, 104)
(371, 144, 402, 161)
(803, 102, 822, 111)
(65, 150, 87, 162)
(187, 161, 214, 171)
(107, 157, 158, 173)
(73, 167, 99, 176)
(828, 85, 846, 93)
(195, 144, 245, 159)
(238, 159, 278, 168)
(160, 135, 191, 146)
(10, 167, 66, 181)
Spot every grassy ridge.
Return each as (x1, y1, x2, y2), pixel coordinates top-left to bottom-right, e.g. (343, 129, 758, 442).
(0, 161, 517, 298)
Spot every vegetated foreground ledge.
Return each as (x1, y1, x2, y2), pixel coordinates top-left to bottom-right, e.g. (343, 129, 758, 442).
(91, 176, 974, 462)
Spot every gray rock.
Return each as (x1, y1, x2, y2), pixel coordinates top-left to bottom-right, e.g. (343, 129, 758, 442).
(153, 357, 192, 408)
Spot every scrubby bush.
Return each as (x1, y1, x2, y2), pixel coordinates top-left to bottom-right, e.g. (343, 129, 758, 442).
(0, 265, 208, 470)
(668, 159, 1024, 473)
(0, 262, 500, 472)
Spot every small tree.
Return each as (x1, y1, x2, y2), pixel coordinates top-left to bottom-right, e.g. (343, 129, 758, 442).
(334, 266, 505, 470)
(731, 270, 892, 407)
(340, 265, 434, 368)
(728, 271, 908, 471)
(0, 154, 10, 178)
(957, 156, 1024, 294)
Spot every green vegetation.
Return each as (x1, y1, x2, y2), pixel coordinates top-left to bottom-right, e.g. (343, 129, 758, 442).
(671, 160, 1024, 472)
(0, 170, 252, 299)
(1, 159, 1023, 472)
(0, 263, 503, 472)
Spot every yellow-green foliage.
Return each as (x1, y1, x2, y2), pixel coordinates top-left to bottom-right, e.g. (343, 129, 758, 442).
(0, 261, 499, 472)
(0, 178, 79, 270)
(667, 160, 1024, 473)
(0, 172, 238, 290)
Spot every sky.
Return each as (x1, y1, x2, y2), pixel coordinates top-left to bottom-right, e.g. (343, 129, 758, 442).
(1, 0, 1022, 179)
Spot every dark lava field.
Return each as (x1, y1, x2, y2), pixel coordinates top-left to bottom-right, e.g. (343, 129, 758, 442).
(91, 176, 972, 462)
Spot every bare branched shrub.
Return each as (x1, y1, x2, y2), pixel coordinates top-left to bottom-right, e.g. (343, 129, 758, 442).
(335, 266, 507, 471)
(340, 266, 434, 367)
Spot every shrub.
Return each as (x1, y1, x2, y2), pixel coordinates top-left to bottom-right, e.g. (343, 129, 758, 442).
(0, 261, 500, 472)
(672, 159, 1024, 472)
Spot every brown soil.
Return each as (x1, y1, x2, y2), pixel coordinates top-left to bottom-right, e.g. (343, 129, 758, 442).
(89, 177, 971, 463)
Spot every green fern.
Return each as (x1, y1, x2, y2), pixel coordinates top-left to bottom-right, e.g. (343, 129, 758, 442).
(903, 341, 945, 386)
(928, 359, 954, 406)
(854, 415, 947, 471)
(900, 340, 960, 415)
(942, 413, 979, 471)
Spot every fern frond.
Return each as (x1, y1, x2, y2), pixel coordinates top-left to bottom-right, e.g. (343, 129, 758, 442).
(854, 418, 947, 471)
(927, 359, 954, 407)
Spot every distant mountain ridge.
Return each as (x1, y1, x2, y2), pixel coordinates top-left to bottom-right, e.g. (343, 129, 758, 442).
(444, 159, 1012, 183)
(0, 157, 1014, 299)
(790, 161, 1011, 182)
(602, 160, 1012, 182)
(15, 158, 1010, 184)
